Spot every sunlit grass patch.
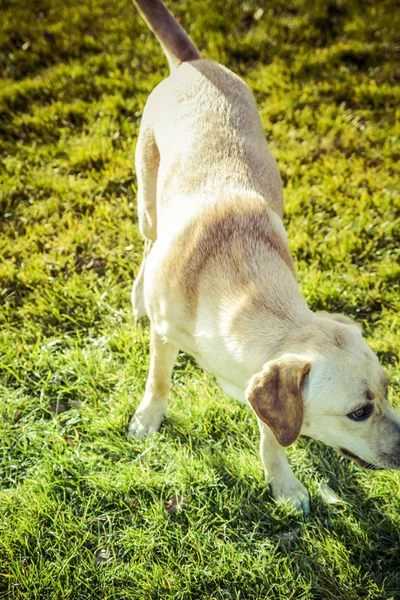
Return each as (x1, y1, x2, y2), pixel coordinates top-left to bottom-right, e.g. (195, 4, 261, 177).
(0, 0, 399, 598)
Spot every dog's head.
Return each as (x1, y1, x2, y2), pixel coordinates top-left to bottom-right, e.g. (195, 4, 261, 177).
(246, 312, 400, 469)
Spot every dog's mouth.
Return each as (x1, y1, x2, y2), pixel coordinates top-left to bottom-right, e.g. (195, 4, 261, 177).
(339, 448, 383, 470)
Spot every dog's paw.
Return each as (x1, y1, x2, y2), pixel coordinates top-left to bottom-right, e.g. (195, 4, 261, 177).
(270, 476, 311, 514)
(127, 400, 166, 440)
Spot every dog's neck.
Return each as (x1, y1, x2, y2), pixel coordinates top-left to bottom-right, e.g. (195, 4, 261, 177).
(217, 283, 313, 379)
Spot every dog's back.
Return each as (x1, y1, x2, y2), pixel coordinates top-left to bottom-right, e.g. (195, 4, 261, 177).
(148, 59, 284, 229)
(133, 0, 283, 229)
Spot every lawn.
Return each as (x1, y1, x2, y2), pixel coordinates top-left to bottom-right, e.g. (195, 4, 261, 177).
(0, 0, 399, 598)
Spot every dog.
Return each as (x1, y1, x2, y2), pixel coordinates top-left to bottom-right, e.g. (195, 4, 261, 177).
(129, 0, 400, 511)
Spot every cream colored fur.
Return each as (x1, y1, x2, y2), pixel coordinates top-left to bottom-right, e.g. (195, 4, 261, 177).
(129, 0, 400, 512)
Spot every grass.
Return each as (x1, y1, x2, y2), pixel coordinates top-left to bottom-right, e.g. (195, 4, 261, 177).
(0, 0, 399, 598)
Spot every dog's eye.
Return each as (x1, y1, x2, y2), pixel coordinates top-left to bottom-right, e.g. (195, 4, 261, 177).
(347, 404, 373, 421)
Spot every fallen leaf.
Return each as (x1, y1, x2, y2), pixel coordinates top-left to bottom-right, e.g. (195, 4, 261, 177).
(164, 494, 187, 515)
(12, 410, 22, 423)
(63, 436, 76, 447)
(318, 483, 346, 506)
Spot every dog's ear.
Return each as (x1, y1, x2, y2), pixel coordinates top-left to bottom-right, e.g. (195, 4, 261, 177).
(246, 356, 311, 447)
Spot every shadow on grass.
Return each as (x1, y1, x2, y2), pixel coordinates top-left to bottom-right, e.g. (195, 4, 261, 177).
(157, 412, 400, 597)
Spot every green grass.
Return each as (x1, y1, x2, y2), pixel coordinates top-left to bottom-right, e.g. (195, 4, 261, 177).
(1, 0, 399, 598)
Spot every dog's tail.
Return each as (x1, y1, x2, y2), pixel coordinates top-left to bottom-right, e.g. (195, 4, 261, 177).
(132, 0, 201, 69)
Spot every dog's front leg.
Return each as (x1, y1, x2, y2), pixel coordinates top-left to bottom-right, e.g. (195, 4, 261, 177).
(258, 420, 310, 513)
(128, 326, 178, 439)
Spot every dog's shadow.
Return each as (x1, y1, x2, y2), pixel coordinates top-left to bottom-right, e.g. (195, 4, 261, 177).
(159, 412, 400, 596)
(308, 448, 400, 598)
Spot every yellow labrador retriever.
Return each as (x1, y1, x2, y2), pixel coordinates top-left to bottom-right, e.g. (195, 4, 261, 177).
(129, 0, 400, 511)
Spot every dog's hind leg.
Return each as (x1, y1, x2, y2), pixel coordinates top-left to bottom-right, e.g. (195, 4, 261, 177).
(135, 114, 159, 242)
(132, 104, 159, 320)
(128, 325, 178, 439)
(132, 238, 152, 321)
